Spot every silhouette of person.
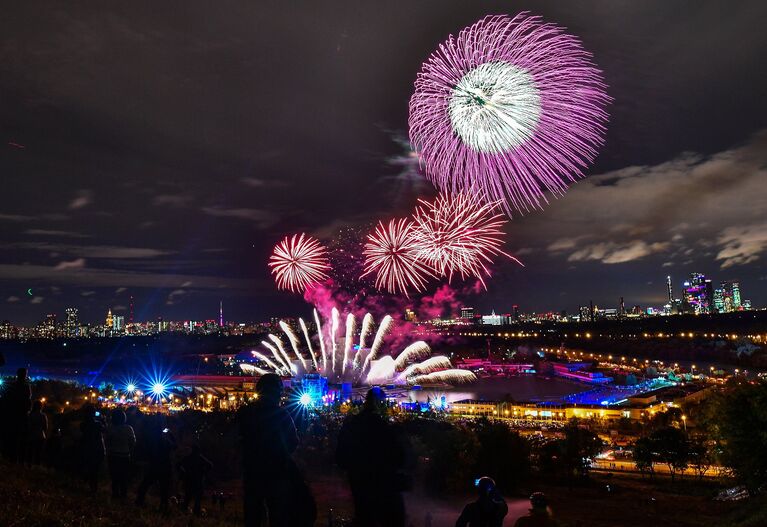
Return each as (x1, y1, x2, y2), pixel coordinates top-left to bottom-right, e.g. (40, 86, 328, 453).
(178, 444, 213, 516)
(513, 493, 558, 527)
(80, 405, 106, 494)
(1, 367, 32, 462)
(26, 399, 48, 465)
(135, 414, 176, 511)
(336, 387, 412, 527)
(237, 373, 300, 527)
(456, 477, 508, 527)
(106, 409, 136, 499)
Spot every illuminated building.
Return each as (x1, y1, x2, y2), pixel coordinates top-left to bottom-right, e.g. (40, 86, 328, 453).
(460, 306, 475, 320)
(105, 308, 114, 329)
(65, 307, 79, 337)
(666, 275, 673, 304)
(713, 281, 743, 313)
(682, 273, 713, 314)
(481, 310, 509, 325)
(113, 315, 125, 332)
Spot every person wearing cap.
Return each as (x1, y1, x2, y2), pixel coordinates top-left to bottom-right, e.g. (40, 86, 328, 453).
(514, 492, 558, 527)
(455, 476, 508, 527)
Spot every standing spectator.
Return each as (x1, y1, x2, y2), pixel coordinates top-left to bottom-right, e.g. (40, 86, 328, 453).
(455, 477, 508, 527)
(1, 368, 32, 462)
(106, 409, 136, 500)
(135, 415, 176, 511)
(178, 444, 213, 516)
(26, 399, 48, 466)
(237, 373, 305, 527)
(336, 388, 412, 527)
(80, 405, 106, 494)
(514, 493, 558, 527)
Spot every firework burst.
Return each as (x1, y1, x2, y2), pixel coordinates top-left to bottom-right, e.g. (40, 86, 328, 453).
(245, 306, 476, 386)
(409, 13, 610, 216)
(269, 233, 330, 293)
(412, 193, 520, 287)
(361, 218, 435, 297)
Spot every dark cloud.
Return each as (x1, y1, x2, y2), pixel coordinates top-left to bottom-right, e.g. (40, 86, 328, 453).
(0, 0, 765, 322)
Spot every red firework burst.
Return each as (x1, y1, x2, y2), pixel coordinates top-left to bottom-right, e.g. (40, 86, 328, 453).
(412, 193, 520, 286)
(269, 233, 330, 293)
(361, 218, 435, 297)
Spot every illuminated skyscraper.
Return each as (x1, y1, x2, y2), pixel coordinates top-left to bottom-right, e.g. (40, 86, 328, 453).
(65, 307, 79, 337)
(666, 276, 673, 304)
(105, 308, 113, 328)
(682, 273, 713, 314)
(113, 315, 125, 332)
(717, 281, 743, 313)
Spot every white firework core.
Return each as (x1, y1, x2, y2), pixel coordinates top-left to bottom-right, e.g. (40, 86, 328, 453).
(448, 61, 541, 154)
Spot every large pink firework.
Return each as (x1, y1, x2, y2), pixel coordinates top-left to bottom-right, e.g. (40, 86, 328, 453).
(269, 233, 330, 293)
(409, 13, 610, 216)
(361, 218, 434, 297)
(412, 193, 520, 287)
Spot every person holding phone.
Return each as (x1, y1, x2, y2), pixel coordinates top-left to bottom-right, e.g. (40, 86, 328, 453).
(79, 405, 106, 494)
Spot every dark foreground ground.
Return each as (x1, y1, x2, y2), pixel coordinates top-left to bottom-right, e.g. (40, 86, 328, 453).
(1, 461, 765, 527)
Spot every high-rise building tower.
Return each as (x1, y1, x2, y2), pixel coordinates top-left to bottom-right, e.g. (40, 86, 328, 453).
(65, 307, 79, 337)
(219, 300, 224, 327)
(129, 295, 134, 324)
(113, 315, 125, 332)
(105, 308, 113, 328)
(666, 276, 673, 304)
(683, 273, 713, 314)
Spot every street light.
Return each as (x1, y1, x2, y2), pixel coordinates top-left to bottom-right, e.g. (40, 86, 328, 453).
(681, 414, 687, 432)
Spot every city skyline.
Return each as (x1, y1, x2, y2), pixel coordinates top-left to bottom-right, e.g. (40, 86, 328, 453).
(1, 268, 758, 329)
(2, 2, 766, 325)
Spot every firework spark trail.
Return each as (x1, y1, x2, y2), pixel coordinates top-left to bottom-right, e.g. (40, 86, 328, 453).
(299, 318, 319, 371)
(392, 341, 432, 370)
(260, 344, 291, 374)
(366, 356, 396, 385)
(409, 13, 610, 217)
(411, 193, 520, 286)
(353, 312, 375, 369)
(363, 315, 393, 373)
(410, 369, 477, 385)
(253, 351, 283, 374)
(269, 233, 331, 293)
(330, 307, 340, 374)
(398, 355, 453, 380)
(314, 308, 328, 371)
(239, 363, 269, 375)
(361, 218, 435, 296)
(279, 321, 308, 371)
(342, 313, 356, 375)
(268, 335, 294, 374)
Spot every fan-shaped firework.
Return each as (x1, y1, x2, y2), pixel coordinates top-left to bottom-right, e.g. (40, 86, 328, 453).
(412, 193, 519, 286)
(243, 307, 476, 386)
(361, 218, 435, 297)
(409, 13, 610, 216)
(269, 233, 330, 293)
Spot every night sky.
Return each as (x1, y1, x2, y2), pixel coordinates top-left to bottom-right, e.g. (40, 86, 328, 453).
(2, 1, 766, 325)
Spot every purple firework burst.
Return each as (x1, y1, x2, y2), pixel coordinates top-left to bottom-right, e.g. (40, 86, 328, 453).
(409, 13, 610, 216)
